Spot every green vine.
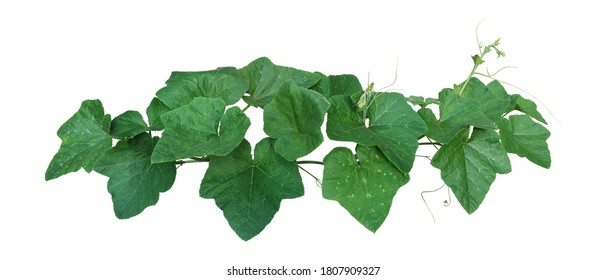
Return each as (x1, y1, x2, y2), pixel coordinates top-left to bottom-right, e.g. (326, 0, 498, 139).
(45, 35, 551, 241)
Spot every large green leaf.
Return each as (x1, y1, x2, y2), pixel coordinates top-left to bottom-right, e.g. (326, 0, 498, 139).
(263, 81, 330, 161)
(326, 92, 427, 173)
(498, 114, 551, 168)
(156, 67, 248, 109)
(240, 57, 321, 107)
(94, 133, 176, 219)
(431, 129, 511, 214)
(45, 100, 112, 181)
(110, 110, 148, 139)
(458, 79, 517, 123)
(421, 79, 516, 144)
(512, 94, 547, 124)
(419, 87, 500, 144)
(310, 73, 363, 99)
(146, 97, 171, 130)
(151, 97, 250, 163)
(323, 145, 409, 232)
(200, 138, 304, 241)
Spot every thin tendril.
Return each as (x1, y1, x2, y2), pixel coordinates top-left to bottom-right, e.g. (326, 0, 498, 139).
(379, 57, 399, 91)
(415, 155, 432, 161)
(476, 19, 485, 54)
(424, 137, 440, 151)
(298, 165, 322, 188)
(473, 72, 560, 124)
(444, 187, 452, 207)
(421, 184, 445, 223)
(487, 65, 517, 77)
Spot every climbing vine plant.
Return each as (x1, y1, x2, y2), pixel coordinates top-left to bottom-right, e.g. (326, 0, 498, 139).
(45, 37, 551, 240)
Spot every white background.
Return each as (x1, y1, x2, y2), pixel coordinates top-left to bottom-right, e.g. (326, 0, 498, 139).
(1, 1, 604, 279)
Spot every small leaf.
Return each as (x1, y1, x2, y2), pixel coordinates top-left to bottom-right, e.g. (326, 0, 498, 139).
(512, 94, 547, 124)
(151, 97, 250, 163)
(472, 54, 485, 65)
(431, 129, 511, 214)
(110, 111, 148, 139)
(327, 92, 427, 173)
(200, 138, 304, 240)
(156, 67, 248, 109)
(46, 100, 112, 181)
(310, 73, 363, 99)
(422, 84, 508, 143)
(146, 98, 171, 130)
(406, 95, 440, 107)
(323, 145, 409, 232)
(263, 80, 331, 161)
(458, 78, 516, 124)
(240, 57, 321, 107)
(94, 133, 176, 219)
(498, 114, 551, 168)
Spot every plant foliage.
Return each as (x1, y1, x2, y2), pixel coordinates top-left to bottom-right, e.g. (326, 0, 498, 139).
(46, 39, 551, 240)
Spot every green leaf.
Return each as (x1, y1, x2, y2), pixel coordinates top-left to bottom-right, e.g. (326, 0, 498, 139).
(431, 129, 511, 214)
(326, 92, 427, 173)
(472, 54, 485, 65)
(422, 86, 500, 143)
(417, 107, 464, 144)
(459, 79, 517, 123)
(512, 94, 547, 124)
(240, 57, 321, 107)
(94, 133, 176, 219)
(156, 67, 248, 109)
(498, 114, 551, 168)
(146, 98, 171, 130)
(151, 97, 250, 163)
(322, 145, 409, 232)
(406, 95, 440, 107)
(45, 100, 112, 181)
(200, 138, 304, 240)
(263, 81, 330, 161)
(310, 73, 363, 99)
(110, 111, 148, 139)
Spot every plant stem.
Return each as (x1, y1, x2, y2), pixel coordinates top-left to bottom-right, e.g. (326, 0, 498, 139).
(458, 53, 485, 95)
(175, 158, 324, 166)
(242, 104, 251, 112)
(418, 142, 442, 146)
(175, 157, 209, 165)
(297, 165, 322, 187)
(296, 160, 324, 165)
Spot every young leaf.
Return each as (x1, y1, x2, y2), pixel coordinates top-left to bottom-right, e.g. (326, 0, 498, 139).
(406, 95, 440, 107)
(310, 73, 363, 99)
(431, 129, 512, 214)
(45, 100, 112, 181)
(146, 97, 171, 130)
(498, 114, 551, 168)
(200, 138, 304, 241)
(263, 80, 331, 161)
(240, 57, 321, 107)
(421, 88, 495, 143)
(156, 67, 248, 109)
(94, 133, 176, 219)
(110, 110, 148, 139)
(326, 92, 427, 173)
(322, 146, 409, 232)
(512, 94, 547, 124)
(459, 79, 517, 123)
(151, 97, 250, 163)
